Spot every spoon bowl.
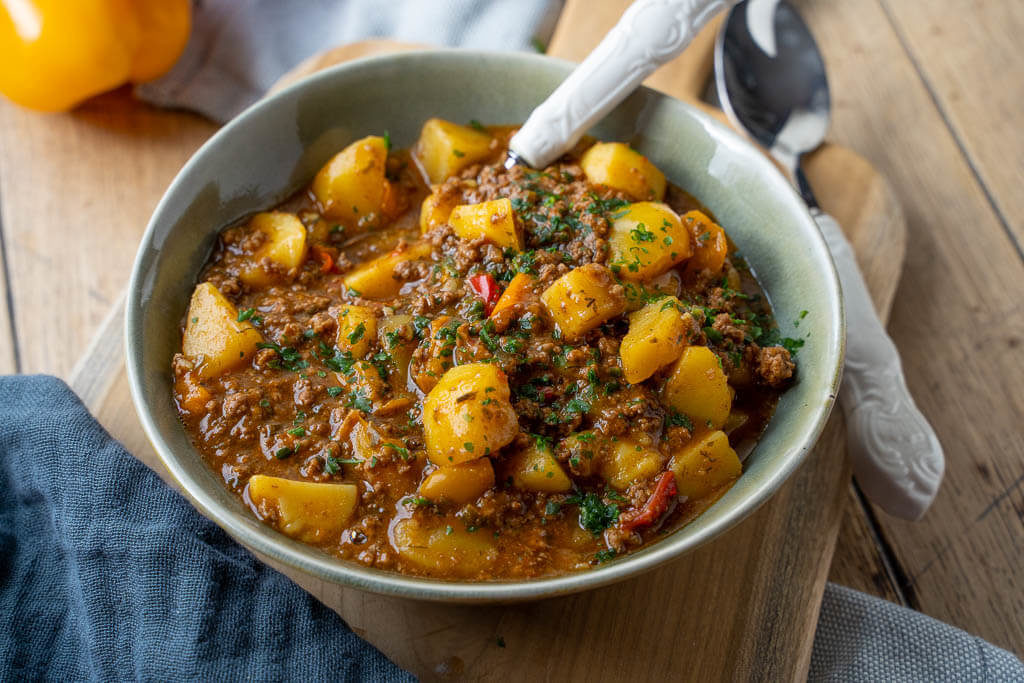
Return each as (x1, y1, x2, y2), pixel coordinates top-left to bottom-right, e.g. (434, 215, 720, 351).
(715, 0, 830, 172)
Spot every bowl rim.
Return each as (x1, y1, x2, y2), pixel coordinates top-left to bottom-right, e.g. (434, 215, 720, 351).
(125, 48, 844, 603)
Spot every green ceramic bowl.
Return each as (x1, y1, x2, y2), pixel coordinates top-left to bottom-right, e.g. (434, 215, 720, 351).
(126, 50, 844, 603)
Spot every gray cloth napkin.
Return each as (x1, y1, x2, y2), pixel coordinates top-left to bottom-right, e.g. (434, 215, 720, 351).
(137, 0, 562, 122)
(812, 584, 1022, 681)
(134, 2, 1024, 679)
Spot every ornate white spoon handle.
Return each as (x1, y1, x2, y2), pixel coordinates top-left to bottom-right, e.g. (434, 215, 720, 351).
(814, 209, 945, 520)
(509, 0, 732, 168)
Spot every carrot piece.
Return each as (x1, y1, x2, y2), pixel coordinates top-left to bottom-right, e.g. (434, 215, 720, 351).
(489, 272, 537, 318)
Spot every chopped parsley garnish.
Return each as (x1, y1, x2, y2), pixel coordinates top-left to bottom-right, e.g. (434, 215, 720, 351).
(666, 410, 694, 431)
(287, 427, 305, 437)
(383, 443, 411, 460)
(567, 492, 620, 535)
(347, 322, 366, 345)
(320, 342, 356, 374)
(703, 326, 724, 343)
(323, 456, 341, 475)
(346, 391, 372, 413)
(782, 337, 805, 354)
(413, 315, 431, 338)
(327, 386, 344, 397)
(275, 446, 294, 459)
(237, 308, 256, 322)
(564, 397, 591, 416)
(630, 223, 656, 242)
(594, 549, 617, 564)
(256, 342, 309, 372)
(585, 194, 628, 216)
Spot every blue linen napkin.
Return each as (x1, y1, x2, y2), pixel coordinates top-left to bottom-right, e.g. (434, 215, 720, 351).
(2, 375, 1021, 681)
(0, 375, 413, 681)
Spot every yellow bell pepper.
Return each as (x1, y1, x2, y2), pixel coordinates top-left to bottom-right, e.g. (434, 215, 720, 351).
(0, 0, 191, 112)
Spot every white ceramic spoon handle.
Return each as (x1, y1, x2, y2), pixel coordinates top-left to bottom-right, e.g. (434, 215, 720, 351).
(813, 209, 945, 520)
(509, 0, 732, 168)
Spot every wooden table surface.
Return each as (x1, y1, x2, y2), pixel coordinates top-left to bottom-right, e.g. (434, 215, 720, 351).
(0, 0, 1021, 660)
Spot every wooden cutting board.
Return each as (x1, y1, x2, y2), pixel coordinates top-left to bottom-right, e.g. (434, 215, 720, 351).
(70, 5, 906, 680)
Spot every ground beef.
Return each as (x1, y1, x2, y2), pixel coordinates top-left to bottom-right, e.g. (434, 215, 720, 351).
(222, 389, 260, 419)
(292, 378, 317, 407)
(307, 311, 336, 337)
(712, 312, 748, 345)
(756, 346, 796, 387)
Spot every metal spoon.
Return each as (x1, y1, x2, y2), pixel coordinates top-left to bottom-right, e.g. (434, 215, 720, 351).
(716, 0, 944, 519)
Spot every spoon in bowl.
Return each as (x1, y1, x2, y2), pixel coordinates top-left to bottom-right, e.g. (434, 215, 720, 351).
(716, 0, 944, 519)
(507, 0, 733, 168)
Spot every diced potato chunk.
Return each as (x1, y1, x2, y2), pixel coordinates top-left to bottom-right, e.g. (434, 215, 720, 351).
(559, 431, 601, 476)
(620, 297, 688, 383)
(668, 430, 741, 499)
(183, 282, 263, 380)
(239, 211, 308, 287)
(342, 241, 432, 300)
(377, 313, 415, 379)
(392, 517, 497, 577)
(650, 269, 682, 298)
(490, 272, 537, 319)
(337, 360, 387, 411)
(423, 363, 518, 465)
(662, 346, 732, 430)
(419, 459, 495, 504)
(448, 198, 522, 250)
(682, 210, 729, 278)
(337, 305, 377, 358)
(312, 135, 390, 228)
(247, 475, 358, 544)
(580, 142, 666, 201)
(509, 441, 572, 493)
(420, 189, 460, 234)
(600, 440, 665, 491)
(540, 264, 626, 340)
(413, 118, 494, 184)
(608, 202, 692, 281)
(174, 372, 211, 414)
(343, 415, 410, 463)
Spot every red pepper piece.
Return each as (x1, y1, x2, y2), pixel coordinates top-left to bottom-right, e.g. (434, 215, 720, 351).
(311, 245, 334, 273)
(468, 273, 501, 315)
(620, 471, 678, 533)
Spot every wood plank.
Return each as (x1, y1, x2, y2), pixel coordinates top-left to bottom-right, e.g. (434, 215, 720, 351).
(829, 483, 905, 604)
(793, 0, 1024, 654)
(880, 0, 1024, 248)
(0, 91, 215, 379)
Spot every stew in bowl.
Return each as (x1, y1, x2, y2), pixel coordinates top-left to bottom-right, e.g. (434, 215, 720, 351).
(172, 118, 799, 580)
